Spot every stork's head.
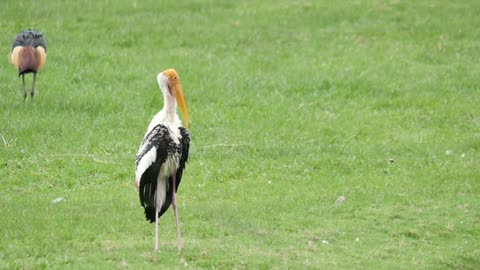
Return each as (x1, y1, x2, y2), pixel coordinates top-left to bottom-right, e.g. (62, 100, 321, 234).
(157, 68, 189, 128)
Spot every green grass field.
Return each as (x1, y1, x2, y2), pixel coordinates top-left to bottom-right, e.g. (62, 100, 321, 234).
(1, 1, 479, 269)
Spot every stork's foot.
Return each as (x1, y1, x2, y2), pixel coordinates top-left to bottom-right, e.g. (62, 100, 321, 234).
(23, 91, 27, 101)
(30, 89, 35, 99)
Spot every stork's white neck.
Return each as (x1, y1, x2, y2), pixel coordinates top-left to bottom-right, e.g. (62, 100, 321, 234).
(145, 91, 182, 136)
(145, 72, 183, 135)
(147, 101, 180, 132)
(163, 90, 177, 120)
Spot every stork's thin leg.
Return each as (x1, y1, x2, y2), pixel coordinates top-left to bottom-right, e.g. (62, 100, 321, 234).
(22, 74, 27, 101)
(31, 73, 37, 99)
(155, 206, 159, 251)
(172, 174, 183, 252)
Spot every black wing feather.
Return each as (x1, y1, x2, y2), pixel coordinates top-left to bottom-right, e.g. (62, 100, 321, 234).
(136, 125, 191, 223)
(138, 157, 162, 222)
(12, 29, 47, 52)
(175, 127, 191, 189)
(136, 125, 169, 222)
(162, 127, 191, 216)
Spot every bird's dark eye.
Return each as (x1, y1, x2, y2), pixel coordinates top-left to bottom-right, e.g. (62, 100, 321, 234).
(173, 76, 177, 80)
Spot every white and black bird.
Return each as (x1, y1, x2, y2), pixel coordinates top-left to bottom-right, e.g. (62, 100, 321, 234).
(135, 68, 190, 252)
(10, 29, 47, 100)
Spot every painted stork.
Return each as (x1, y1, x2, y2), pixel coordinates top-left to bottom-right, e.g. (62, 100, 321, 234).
(10, 29, 47, 100)
(135, 68, 191, 252)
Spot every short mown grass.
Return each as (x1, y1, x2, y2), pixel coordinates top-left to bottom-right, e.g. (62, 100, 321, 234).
(1, 1, 479, 269)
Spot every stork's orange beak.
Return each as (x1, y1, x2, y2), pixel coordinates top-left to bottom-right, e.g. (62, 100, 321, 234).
(163, 68, 189, 129)
(174, 84, 189, 129)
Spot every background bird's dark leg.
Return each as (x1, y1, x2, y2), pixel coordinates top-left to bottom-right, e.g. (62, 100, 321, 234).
(172, 173, 183, 252)
(22, 74, 27, 101)
(31, 73, 37, 99)
(155, 206, 159, 251)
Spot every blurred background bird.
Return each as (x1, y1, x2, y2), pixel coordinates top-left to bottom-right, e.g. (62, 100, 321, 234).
(10, 29, 47, 100)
